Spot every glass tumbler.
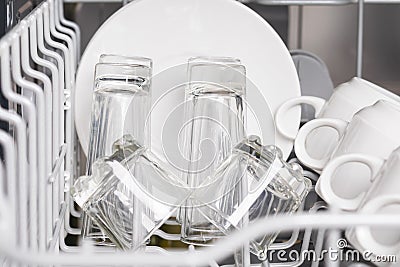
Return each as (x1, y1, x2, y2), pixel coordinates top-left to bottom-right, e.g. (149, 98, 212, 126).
(192, 136, 311, 260)
(86, 61, 152, 172)
(180, 60, 246, 245)
(99, 54, 153, 69)
(83, 62, 152, 245)
(176, 56, 241, 223)
(73, 135, 192, 250)
(186, 56, 241, 65)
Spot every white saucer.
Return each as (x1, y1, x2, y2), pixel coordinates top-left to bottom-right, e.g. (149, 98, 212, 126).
(75, 0, 301, 160)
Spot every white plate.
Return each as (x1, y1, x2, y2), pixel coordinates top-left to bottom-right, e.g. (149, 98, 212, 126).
(75, 0, 301, 161)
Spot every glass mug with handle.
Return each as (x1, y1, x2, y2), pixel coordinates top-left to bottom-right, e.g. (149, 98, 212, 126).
(295, 100, 400, 210)
(191, 135, 311, 260)
(276, 78, 400, 160)
(83, 59, 152, 245)
(73, 135, 192, 251)
(180, 59, 247, 245)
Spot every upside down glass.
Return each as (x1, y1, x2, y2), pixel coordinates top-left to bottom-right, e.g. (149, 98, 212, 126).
(82, 60, 152, 245)
(99, 54, 153, 69)
(176, 56, 242, 224)
(86, 59, 152, 172)
(180, 60, 246, 245)
(73, 135, 191, 250)
(192, 136, 311, 260)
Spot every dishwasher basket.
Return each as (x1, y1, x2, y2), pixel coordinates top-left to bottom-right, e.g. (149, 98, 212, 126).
(0, 0, 399, 266)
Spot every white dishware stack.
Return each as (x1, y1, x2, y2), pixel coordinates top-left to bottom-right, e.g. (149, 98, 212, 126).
(0, 0, 399, 266)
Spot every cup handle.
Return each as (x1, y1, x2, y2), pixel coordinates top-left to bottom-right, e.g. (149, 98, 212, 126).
(294, 118, 348, 171)
(275, 96, 326, 140)
(316, 154, 384, 211)
(356, 195, 400, 255)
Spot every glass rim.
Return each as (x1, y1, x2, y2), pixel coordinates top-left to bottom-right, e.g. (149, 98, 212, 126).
(95, 62, 152, 71)
(99, 53, 153, 64)
(188, 56, 241, 64)
(188, 61, 246, 69)
(187, 62, 246, 81)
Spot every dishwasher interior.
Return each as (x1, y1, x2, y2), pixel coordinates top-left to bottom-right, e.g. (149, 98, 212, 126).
(0, 0, 399, 266)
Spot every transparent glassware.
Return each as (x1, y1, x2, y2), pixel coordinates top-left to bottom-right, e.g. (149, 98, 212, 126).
(180, 59, 247, 245)
(83, 61, 152, 245)
(192, 136, 311, 260)
(176, 56, 242, 224)
(86, 62, 152, 173)
(73, 135, 191, 250)
(99, 54, 153, 70)
(186, 56, 241, 65)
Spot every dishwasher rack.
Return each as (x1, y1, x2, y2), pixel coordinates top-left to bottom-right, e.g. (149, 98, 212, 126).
(0, 0, 400, 266)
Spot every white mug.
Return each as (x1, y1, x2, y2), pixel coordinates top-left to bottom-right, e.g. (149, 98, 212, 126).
(296, 100, 400, 211)
(347, 195, 400, 263)
(319, 149, 400, 263)
(336, 148, 400, 259)
(276, 78, 400, 159)
(318, 145, 400, 210)
(316, 153, 384, 210)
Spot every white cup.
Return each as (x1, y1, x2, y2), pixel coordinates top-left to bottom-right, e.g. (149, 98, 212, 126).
(276, 77, 400, 159)
(295, 100, 400, 210)
(317, 153, 384, 210)
(326, 148, 400, 260)
(347, 195, 400, 263)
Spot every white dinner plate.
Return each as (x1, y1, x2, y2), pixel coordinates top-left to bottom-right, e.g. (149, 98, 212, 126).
(75, 0, 301, 162)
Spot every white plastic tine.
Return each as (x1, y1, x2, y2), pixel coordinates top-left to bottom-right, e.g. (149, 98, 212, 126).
(41, 4, 75, 189)
(42, 3, 74, 88)
(51, 0, 78, 66)
(41, 5, 81, 235)
(46, 2, 79, 214)
(36, 11, 67, 241)
(28, 14, 60, 159)
(57, 0, 80, 60)
(36, 8, 65, 96)
(0, 109, 28, 249)
(20, 21, 54, 252)
(0, 192, 13, 247)
(48, 0, 76, 75)
(4, 214, 400, 267)
(0, 129, 17, 244)
(37, 8, 73, 236)
(0, 41, 29, 251)
(28, 14, 63, 248)
(41, 3, 81, 222)
(10, 31, 46, 252)
(36, 9, 65, 154)
(21, 21, 52, 176)
(0, 159, 4, 195)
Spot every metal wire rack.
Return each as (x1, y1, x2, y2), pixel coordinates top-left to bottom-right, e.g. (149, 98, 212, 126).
(0, 0, 400, 266)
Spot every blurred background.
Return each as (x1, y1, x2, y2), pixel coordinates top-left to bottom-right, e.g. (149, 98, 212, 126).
(62, 1, 400, 94)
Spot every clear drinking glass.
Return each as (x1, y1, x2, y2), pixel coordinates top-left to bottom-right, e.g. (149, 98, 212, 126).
(176, 56, 242, 223)
(186, 56, 241, 65)
(180, 59, 247, 245)
(83, 62, 152, 245)
(86, 62, 152, 173)
(192, 136, 311, 260)
(73, 135, 191, 250)
(99, 54, 153, 69)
